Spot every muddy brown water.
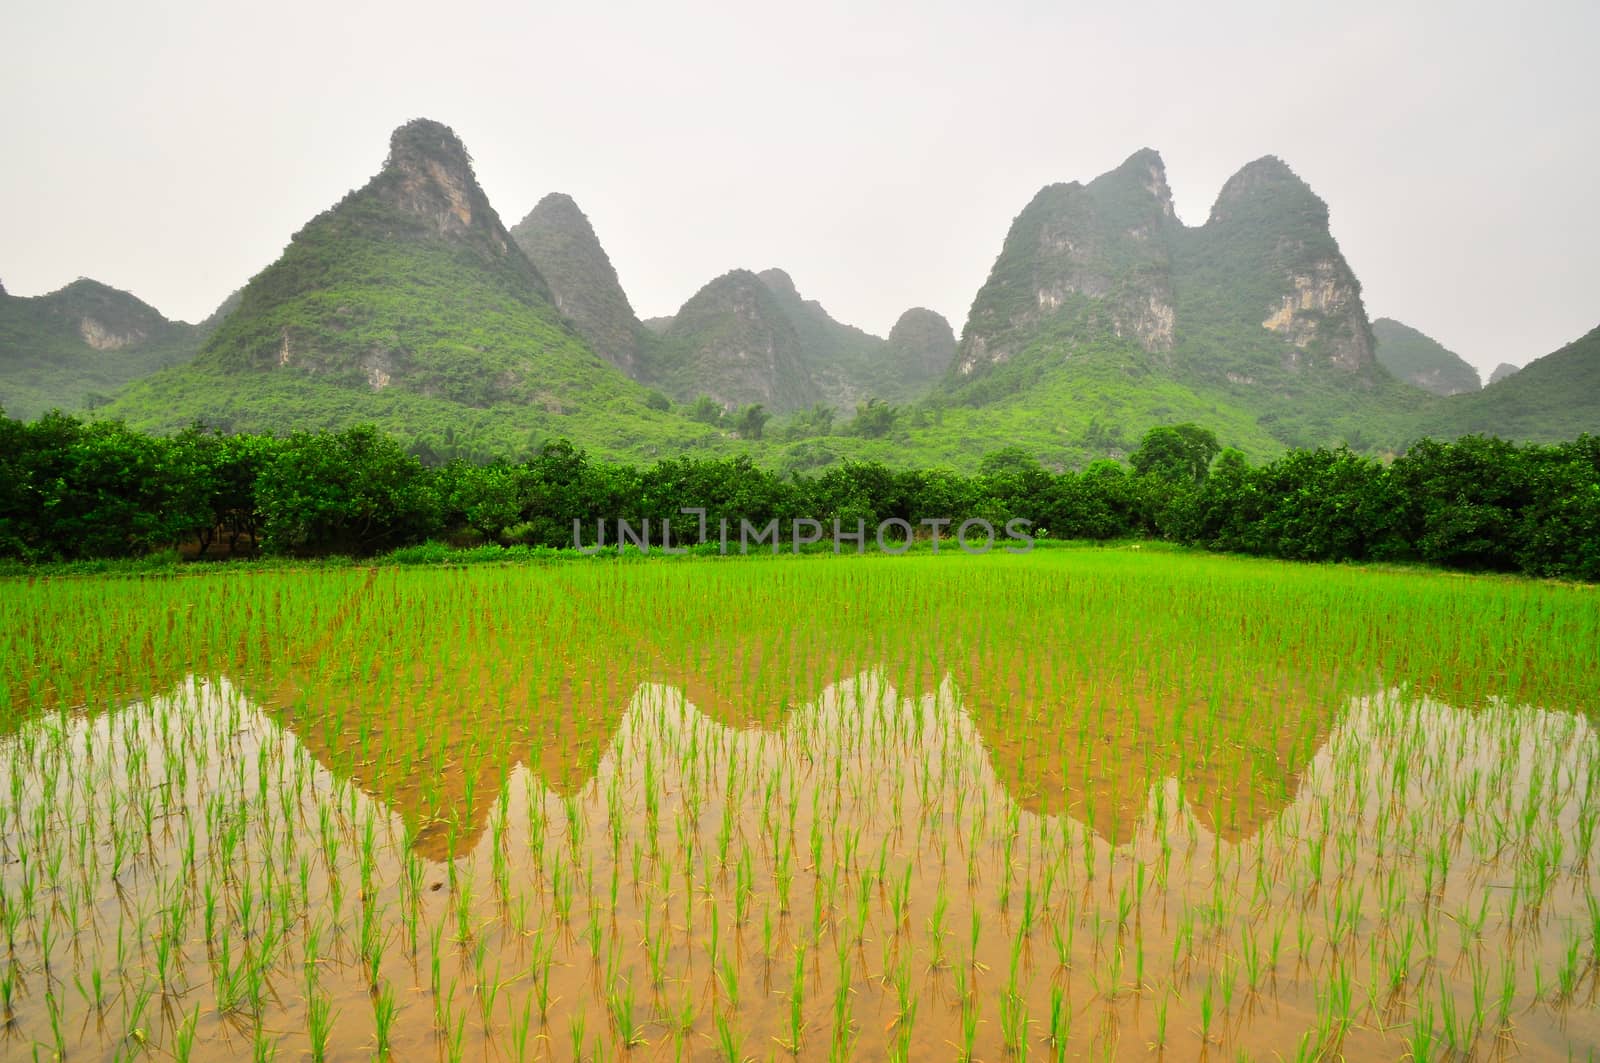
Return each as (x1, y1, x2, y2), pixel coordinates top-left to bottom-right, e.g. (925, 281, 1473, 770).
(2, 670, 1597, 1061)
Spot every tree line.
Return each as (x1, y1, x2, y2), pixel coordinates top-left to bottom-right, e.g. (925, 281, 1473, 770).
(1, 411, 1595, 580)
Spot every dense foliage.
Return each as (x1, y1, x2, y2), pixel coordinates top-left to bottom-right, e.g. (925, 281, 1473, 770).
(1, 412, 1595, 580)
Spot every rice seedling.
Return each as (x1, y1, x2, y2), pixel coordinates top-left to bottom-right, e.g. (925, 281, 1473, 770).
(305, 988, 335, 1063)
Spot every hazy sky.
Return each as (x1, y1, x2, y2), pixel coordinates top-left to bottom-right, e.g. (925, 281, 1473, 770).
(3, 0, 1595, 374)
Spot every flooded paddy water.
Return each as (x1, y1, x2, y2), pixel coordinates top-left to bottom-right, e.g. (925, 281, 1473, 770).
(1, 550, 1598, 1060)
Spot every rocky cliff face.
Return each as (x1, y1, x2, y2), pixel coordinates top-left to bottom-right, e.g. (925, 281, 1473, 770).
(77, 317, 140, 350)
(41, 278, 181, 352)
(1371, 317, 1480, 396)
(510, 193, 647, 375)
(368, 120, 519, 265)
(886, 307, 956, 382)
(1198, 156, 1377, 377)
(956, 150, 1381, 387)
(1252, 257, 1373, 373)
(957, 149, 1177, 374)
(648, 268, 942, 412)
(653, 269, 814, 411)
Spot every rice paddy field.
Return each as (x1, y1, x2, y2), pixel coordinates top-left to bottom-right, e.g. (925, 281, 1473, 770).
(2, 547, 1599, 1061)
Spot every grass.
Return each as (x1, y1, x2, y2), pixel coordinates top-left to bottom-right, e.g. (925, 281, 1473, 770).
(0, 548, 1596, 1058)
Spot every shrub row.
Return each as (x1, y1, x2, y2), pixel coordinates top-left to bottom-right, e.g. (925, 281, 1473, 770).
(1, 414, 1595, 580)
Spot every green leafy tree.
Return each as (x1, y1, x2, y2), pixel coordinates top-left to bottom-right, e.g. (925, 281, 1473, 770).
(1189, 448, 1257, 550)
(0, 414, 202, 560)
(436, 459, 530, 543)
(848, 398, 897, 439)
(732, 404, 770, 441)
(168, 427, 276, 556)
(1130, 423, 1222, 484)
(796, 461, 905, 532)
(1248, 447, 1395, 561)
(975, 447, 1051, 526)
(1054, 461, 1139, 540)
(1389, 436, 1526, 571)
(1511, 435, 1600, 580)
(781, 403, 837, 441)
(256, 425, 439, 555)
(687, 396, 725, 426)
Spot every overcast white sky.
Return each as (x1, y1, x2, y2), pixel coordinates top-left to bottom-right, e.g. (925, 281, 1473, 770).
(3, 0, 1595, 372)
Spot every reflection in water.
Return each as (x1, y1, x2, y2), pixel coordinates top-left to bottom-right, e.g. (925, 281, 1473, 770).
(2, 672, 1596, 1060)
(236, 565, 1345, 863)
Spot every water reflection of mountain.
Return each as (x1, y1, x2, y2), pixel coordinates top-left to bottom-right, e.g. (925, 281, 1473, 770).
(35, 671, 1591, 890)
(0, 568, 1351, 858)
(240, 652, 1330, 862)
(9, 561, 1593, 863)
(8, 664, 1597, 1063)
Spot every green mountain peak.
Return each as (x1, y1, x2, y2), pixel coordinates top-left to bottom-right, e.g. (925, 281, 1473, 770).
(0, 278, 201, 417)
(756, 267, 799, 299)
(1489, 362, 1520, 385)
(137, 116, 571, 394)
(510, 192, 646, 375)
(1205, 155, 1312, 224)
(886, 307, 956, 382)
(101, 118, 714, 461)
(956, 148, 1180, 374)
(644, 263, 959, 414)
(368, 119, 526, 267)
(649, 269, 812, 411)
(940, 148, 1413, 456)
(1182, 155, 1378, 380)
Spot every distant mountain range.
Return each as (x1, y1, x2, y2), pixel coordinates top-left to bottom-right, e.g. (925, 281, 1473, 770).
(510, 192, 953, 413)
(1416, 325, 1599, 442)
(97, 120, 713, 462)
(2, 118, 1593, 467)
(1371, 318, 1480, 396)
(640, 267, 951, 413)
(0, 278, 219, 419)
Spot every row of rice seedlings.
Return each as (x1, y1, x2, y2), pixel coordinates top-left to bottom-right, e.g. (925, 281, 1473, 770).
(0, 550, 1597, 1058)
(4, 676, 1597, 1057)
